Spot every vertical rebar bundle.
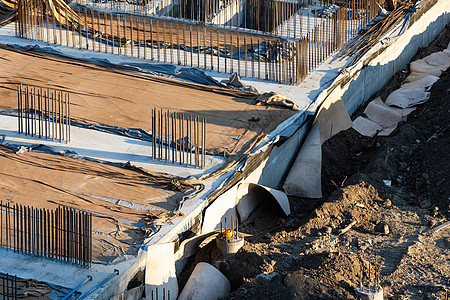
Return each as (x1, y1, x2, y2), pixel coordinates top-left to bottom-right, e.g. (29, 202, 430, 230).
(15, 0, 384, 85)
(220, 215, 239, 241)
(0, 274, 18, 300)
(0, 201, 92, 268)
(17, 84, 71, 143)
(151, 108, 206, 169)
(151, 287, 171, 300)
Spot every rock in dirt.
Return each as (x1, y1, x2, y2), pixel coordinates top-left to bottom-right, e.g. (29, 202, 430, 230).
(432, 206, 439, 216)
(428, 219, 437, 228)
(375, 222, 390, 235)
(420, 199, 432, 209)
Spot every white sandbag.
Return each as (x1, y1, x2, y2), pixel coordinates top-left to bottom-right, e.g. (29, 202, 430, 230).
(410, 60, 442, 77)
(352, 116, 382, 137)
(401, 75, 439, 90)
(423, 52, 450, 69)
(404, 72, 431, 83)
(378, 126, 397, 136)
(443, 49, 450, 58)
(385, 87, 430, 108)
(364, 97, 403, 128)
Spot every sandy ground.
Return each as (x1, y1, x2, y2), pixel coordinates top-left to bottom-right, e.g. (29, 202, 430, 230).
(0, 9, 294, 264)
(0, 44, 295, 155)
(0, 145, 187, 261)
(178, 25, 450, 300)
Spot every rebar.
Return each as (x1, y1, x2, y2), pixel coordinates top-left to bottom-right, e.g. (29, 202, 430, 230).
(15, 0, 384, 85)
(0, 274, 18, 300)
(220, 215, 239, 241)
(17, 84, 71, 143)
(150, 109, 206, 168)
(0, 201, 92, 268)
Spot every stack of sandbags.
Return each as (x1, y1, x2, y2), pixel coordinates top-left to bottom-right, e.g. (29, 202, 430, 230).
(353, 42, 450, 137)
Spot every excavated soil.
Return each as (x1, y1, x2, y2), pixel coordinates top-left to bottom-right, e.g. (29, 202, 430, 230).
(180, 25, 450, 299)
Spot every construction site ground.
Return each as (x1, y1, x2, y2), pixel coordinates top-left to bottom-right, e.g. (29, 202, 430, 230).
(0, 44, 295, 155)
(0, 41, 296, 262)
(178, 25, 450, 299)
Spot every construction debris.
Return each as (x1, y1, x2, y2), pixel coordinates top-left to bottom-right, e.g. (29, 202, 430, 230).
(256, 92, 299, 110)
(338, 0, 417, 65)
(427, 221, 450, 236)
(338, 220, 358, 235)
(353, 42, 450, 137)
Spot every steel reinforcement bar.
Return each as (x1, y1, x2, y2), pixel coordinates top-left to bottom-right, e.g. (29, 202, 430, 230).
(0, 274, 18, 300)
(17, 84, 71, 143)
(151, 108, 206, 169)
(15, 0, 382, 85)
(0, 201, 92, 268)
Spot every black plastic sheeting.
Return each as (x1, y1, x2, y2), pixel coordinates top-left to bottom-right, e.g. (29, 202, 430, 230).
(10, 43, 258, 92)
(0, 2, 15, 25)
(10, 42, 231, 87)
(0, 109, 224, 156)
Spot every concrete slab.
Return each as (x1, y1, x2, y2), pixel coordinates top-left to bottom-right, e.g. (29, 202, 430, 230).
(0, 248, 135, 297)
(0, 115, 225, 178)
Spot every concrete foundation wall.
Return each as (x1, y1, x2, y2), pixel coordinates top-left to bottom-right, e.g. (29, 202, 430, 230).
(210, 0, 244, 27)
(97, 1, 449, 298)
(259, 0, 449, 190)
(342, 0, 449, 115)
(93, 255, 146, 299)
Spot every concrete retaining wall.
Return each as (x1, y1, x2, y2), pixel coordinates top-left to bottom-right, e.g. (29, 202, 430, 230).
(259, 0, 449, 190)
(340, 0, 449, 115)
(99, 0, 449, 298)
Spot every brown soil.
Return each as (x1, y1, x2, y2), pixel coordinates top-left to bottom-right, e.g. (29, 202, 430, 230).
(0, 145, 185, 261)
(0, 45, 294, 156)
(181, 25, 450, 299)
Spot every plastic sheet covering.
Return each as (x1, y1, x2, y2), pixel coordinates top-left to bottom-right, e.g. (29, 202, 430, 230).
(0, 145, 185, 261)
(0, 2, 15, 25)
(0, 45, 295, 156)
(10, 43, 251, 89)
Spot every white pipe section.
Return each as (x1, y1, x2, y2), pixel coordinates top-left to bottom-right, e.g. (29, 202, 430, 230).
(178, 262, 230, 300)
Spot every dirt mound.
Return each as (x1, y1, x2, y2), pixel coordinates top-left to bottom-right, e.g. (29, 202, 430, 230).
(321, 130, 379, 196)
(219, 251, 276, 289)
(225, 26, 450, 300)
(284, 252, 365, 299)
(303, 179, 386, 236)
